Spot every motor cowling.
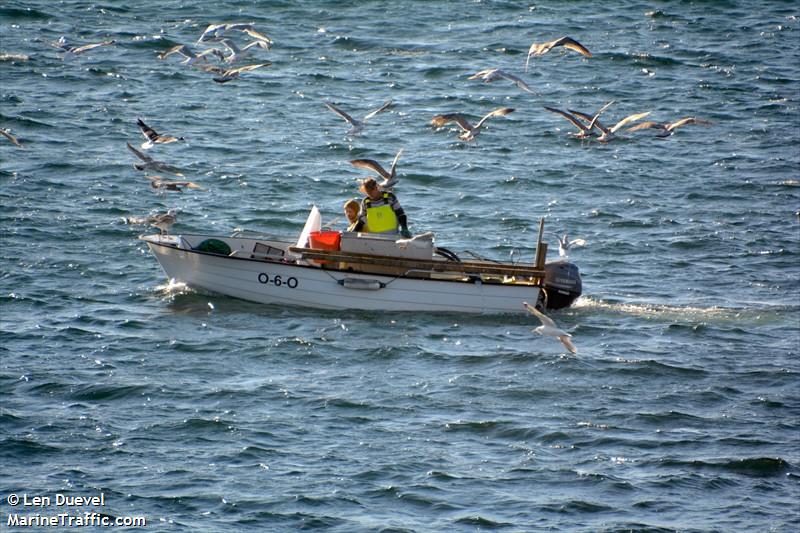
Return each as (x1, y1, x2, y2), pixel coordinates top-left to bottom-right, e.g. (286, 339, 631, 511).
(542, 261, 582, 310)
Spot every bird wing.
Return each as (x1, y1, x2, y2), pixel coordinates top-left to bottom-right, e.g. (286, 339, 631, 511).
(544, 107, 592, 133)
(197, 24, 225, 43)
(219, 38, 241, 54)
(468, 68, 496, 80)
(0, 129, 22, 147)
(324, 101, 358, 126)
(389, 148, 403, 178)
(158, 45, 188, 59)
(569, 238, 586, 247)
(626, 121, 666, 132)
(568, 108, 610, 134)
(350, 158, 391, 180)
(430, 113, 474, 132)
(127, 142, 152, 162)
(667, 117, 710, 131)
(559, 335, 578, 354)
(553, 36, 592, 57)
(474, 107, 514, 130)
(240, 27, 273, 45)
(523, 301, 558, 329)
(70, 40, 114, 54)
(137, 118, 160, 143)
(610, 111, 651, 133)
(363, 100, 393, 121)
(496, 70, 534, 93)
(228, 62, 269, 75)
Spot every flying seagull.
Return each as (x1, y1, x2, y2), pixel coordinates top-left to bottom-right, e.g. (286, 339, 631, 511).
(204, 62, 271, 83)
(323, 99, 393, 135)
(146, 176, 203, 192)
(543, 100, 614, 139)
(125, 209, 177, 233)
(526, 36, 592, 72)
(217, 38, 270, 63)
(468, 68, 534, 93)
(197, 23, 272, 47)
(555, 233, 587, 258)
(137, 118, 184, 149)
(350, 149, 404, 190)
(626, 117, 712, 137)
(157, 44, 224, 65)
(51, 36, 115, 56)
(1, 128, 23, 148)
(430, 107, 515, 141)
(523, 301, 577, 354)
(568, 107, 650, 142)
(127, 143, 185, 176)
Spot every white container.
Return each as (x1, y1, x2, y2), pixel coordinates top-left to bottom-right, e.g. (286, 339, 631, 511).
(340, 232, 433, 260)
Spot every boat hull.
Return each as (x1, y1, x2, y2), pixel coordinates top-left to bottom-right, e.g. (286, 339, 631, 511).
(143, 235, 541, 315)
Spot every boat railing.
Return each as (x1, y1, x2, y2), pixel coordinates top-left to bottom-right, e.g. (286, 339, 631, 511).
(288, 246, 546, 282)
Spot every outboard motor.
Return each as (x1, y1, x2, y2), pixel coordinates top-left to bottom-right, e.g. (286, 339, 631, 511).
(542, 261, 582, 310)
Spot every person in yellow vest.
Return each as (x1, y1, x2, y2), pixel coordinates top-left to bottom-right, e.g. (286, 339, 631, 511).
(352, 177, 411, 237)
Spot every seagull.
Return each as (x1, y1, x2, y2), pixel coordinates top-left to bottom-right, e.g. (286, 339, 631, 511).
(157, 44, 224, 64)
(217, 38, 269, 63)
(523, 301, 577, 354)
(51, 36, 115, 56)
(197, 23, 272, 47)
(626, 117, 712, 137)
(1, 128, 22, 148)
(146, 176, 203, 192)
(349, 149, 404, 190)
(323, 100, 393, 135)
(526, 36, 592, 71)
(205, 62, 271, 83)
(568, 107, 650, 143)
(127, 143, 185, 176)
(555, 233, 586, 258)
(125, 210, 177, 233)
(430, 107, 515, 141)
(137, 118, 184, 149)
(468, 68, 535, 93)
(543, 100, 614, 139)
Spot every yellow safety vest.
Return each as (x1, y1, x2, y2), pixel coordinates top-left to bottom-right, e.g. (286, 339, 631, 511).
(364, 194, 399, 233)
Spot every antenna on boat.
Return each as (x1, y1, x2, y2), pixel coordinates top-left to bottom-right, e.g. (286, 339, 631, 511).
(533, 217, 547, 270)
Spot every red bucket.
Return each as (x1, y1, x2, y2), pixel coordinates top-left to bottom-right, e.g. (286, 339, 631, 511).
(308, 230, 341, 264)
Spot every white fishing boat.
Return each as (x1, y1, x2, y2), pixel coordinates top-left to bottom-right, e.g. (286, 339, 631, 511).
(140, 210, 582, 315)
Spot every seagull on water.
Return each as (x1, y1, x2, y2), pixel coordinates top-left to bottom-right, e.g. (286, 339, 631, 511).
(146, 176, 203, 192)
(430, 107, 515, 141)
(526, 36, 592, 72)
(523, 301, 578, 354)
(137, 118, 184, 149)
(157, 44, 224, 65)
(626, 117, 712, 137)
(468, 68, 535, 93)
(349, 149, 404, 190)
(555, 233, 587, 258)
(127, 143, 185, 176)
(568, 106, 650, 143)
(1, 128, 23, 148)
(323, 99, 393, 135)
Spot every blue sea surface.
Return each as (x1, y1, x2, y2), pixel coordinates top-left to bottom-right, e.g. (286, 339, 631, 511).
(1, 1, 798, 531)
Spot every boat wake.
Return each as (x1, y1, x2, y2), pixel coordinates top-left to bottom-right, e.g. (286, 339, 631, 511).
(572, 295, 780, 322)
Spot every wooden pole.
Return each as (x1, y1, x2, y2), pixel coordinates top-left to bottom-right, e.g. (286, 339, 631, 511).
(533, 218, 548, 270)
